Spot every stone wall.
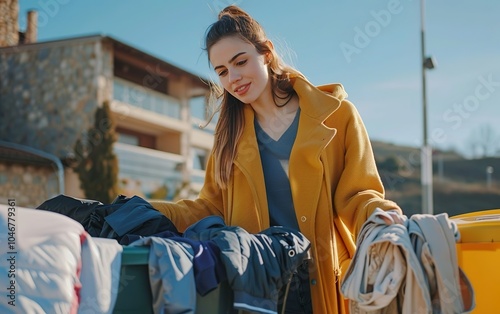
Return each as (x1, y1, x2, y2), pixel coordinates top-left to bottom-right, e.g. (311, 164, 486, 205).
(0, 162, 59, 208)
(0, 0, 19, 47)
(0, 37, 113, 159)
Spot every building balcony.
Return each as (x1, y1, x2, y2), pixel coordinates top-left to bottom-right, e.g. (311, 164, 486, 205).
(113, 142, 185, 199)
(113, 77, 181, 119)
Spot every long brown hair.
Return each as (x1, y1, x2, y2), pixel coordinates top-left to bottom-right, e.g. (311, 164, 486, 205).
(204, 5, 304, 189)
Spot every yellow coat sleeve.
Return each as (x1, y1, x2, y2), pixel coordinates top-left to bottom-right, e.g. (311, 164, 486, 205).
(332, 100, 402, 239)
(149, 152, 224, 232)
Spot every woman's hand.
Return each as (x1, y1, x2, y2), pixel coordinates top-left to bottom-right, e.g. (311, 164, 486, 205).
(380, 209, 405, 225)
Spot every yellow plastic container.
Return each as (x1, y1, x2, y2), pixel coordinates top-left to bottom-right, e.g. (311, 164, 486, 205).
(451, 209, 500, 313)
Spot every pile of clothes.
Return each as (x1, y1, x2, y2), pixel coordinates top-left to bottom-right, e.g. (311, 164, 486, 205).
(1, 194, 311, 314)
(341, 208, 476, 314)
(36, 194, 179, 244)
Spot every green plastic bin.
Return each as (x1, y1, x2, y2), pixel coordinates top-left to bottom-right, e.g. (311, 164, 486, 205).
(113, 246, 234, 314)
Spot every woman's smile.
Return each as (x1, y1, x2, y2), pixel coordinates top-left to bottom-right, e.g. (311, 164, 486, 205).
(234, 83, 251, 95)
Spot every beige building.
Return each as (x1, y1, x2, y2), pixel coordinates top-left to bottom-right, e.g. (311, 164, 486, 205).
(0, 5, 214, 207)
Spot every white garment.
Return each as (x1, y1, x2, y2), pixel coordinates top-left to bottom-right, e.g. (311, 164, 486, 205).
(341, 208, 475, 314)
(78, 237, 123, 314)
(408, 214, 474, 314)
(0, 205, 122, 314)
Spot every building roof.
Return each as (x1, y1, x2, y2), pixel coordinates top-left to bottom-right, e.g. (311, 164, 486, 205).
(108, 35, 210, 93)
(0, 34, 210, 92)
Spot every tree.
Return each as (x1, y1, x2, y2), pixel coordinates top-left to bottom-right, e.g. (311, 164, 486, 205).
(466, 124, 499, 158)
(73, 101, 119, 203)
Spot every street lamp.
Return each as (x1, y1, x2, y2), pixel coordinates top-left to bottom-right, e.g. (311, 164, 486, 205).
(420, 0, 436, 215)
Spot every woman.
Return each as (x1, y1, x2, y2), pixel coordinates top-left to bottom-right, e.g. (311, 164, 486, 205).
(151, 5, 402, 313)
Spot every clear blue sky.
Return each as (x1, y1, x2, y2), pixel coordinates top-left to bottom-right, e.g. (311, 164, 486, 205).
(18, 0, 500, 157)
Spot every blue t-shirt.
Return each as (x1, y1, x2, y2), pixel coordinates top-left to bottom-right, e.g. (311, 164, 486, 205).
(255, 109, 300, 230)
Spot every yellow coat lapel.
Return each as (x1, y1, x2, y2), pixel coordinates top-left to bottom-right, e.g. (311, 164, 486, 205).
(290, 77, 342, 226)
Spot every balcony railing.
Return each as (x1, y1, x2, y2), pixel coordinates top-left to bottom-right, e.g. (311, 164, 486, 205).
(113, 78, 181, 119)
(114, 142, 184, 198)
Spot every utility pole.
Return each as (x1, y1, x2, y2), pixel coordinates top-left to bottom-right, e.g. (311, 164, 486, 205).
(420, 0, 436, 215)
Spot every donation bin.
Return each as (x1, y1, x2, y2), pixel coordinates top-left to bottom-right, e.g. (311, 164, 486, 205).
(113, 246, 234, 314)
(451, 209, 500, 313)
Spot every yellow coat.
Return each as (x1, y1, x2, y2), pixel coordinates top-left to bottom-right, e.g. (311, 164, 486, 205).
(151, 76, 401, 313)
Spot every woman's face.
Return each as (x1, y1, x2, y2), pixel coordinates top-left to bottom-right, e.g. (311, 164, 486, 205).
(209, 35, 270, 105)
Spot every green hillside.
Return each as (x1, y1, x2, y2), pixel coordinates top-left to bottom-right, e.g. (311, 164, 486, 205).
(371, 140, 500, 217)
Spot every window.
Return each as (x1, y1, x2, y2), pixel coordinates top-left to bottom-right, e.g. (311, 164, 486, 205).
(189, 95, 206, 120)
(189, 95, 218, 134)
(118, 133, 139, 146)
(192, 147, 208, 171)
(116, 127, 156, 149)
